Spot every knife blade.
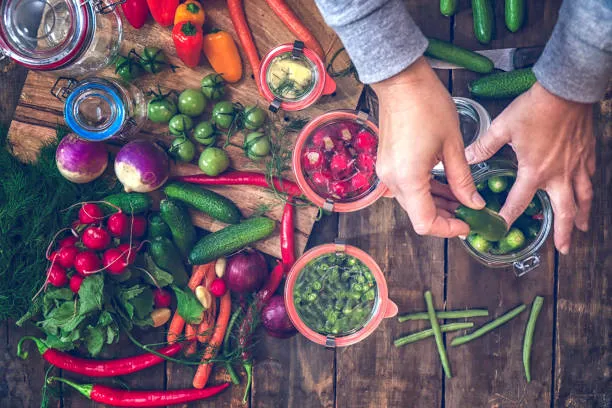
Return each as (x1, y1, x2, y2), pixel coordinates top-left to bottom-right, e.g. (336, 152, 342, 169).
(427, 46, 544, 72)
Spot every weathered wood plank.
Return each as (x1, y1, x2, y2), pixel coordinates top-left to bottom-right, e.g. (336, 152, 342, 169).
(554, 88, 612, 408)
(0, 61, 29, 125)
(446, 1, 561, 407)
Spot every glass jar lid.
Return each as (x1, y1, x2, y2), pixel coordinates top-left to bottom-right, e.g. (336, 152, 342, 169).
(0, 0, 93, 70)
(64, 78, 125, 141)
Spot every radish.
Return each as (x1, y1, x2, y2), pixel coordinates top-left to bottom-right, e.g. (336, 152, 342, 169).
(310, 170, 332, 191)
(107, 212, 129, 237)
(210, 278, 227, 297)
(114, 140, 169, 193)
(350, 172, 371, 193)
(330, 152, 353, 179)
(153, 288, 172, 308)
(59, 236, 79, 248)
(337, 123, 354, 142)
(330, 180, 350, 199)
(311, 129, 335, 151)
(74, 251, 101, 275)
(47, 264, 68, 287)
(69, 275, 84, 293)
(117, 242, 138, 264)
(354, 130, 377, 153)
(301, 147, 324, 172)
(356, 152, 376, 174)
(79, 203, 104, 224)
(56, 246, 79, 269)
(82, 227, 111, 250)
(56, 133, 108, 184)
(47, 250, 60, 262)
(103, 248, 128, 274)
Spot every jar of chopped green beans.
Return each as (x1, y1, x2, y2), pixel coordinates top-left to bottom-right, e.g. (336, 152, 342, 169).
(285, 243, 398, 347)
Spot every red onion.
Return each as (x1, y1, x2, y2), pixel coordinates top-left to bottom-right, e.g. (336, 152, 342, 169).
(224, 249, 268, 294)
(261, 295, 296, 337)
(114, 140, 169, 192)
(55, 133, 108, 183)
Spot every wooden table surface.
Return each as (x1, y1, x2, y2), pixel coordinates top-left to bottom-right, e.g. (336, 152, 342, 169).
(1, 1, 610, 407)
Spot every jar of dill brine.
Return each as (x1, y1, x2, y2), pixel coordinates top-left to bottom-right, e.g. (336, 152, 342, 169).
(462, 160, 553, 276)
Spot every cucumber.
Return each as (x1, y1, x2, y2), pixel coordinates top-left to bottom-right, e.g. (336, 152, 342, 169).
(505, 0, 525, 32)
(469, 69, 537, 99)
(487, 176, 508, 193)
(425, 38, 494, 74)
(102, 193, 152, 214)
(455, 205, 508, 241)
(513, 215, 541, 239)
(472, 0, 494, 44)
(148, 213, 171, 239)
(164, 182, 241, 224)
(467, 233, 492, 253)
(492, 227, 526, 254)
(440, 0, 457, 16)
(149, 236, 189, 287)
(524, 197, 542, 216)
(189, 217, 276, 265)
(160, 199, 197, 258)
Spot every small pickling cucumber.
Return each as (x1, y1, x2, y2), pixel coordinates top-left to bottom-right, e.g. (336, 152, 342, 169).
(483, 189, 502, 212)
(455, 205, 508, 241)
(513, 215, 541, 239)
(488, 176, 509, 193)
(102, 192, 152, 214)
(163, 182, 241, 224)
(472, 0, 495, 44)
(149, 236, 189, 287)
(440, 0, 457, 17)
(492, 227, 526, 254)
(505, 0, 525, 33)
(469, 69, 537, 99)
(425, 38, 494, 73)
(467, 233, 492, 253)
(524, 197, 542, 216)
(148, 214, 171, 239)
(160, 199, 197, 258)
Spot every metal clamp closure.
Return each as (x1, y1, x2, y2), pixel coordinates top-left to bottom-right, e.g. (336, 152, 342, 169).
(355, 110, 369, 125)
(325, 335, 336, 348)
(51, 77, 78, 101)
(291, 40, 305, 58)
(268, 97, 282, 113)
(513, 254, 540, 277)
(334, 239, 347, 254)
(87, 0, 126, 14)
(322, 199, 334, 213)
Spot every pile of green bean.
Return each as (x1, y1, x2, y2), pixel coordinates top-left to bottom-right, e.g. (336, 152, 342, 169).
(293, 253, 377, 336)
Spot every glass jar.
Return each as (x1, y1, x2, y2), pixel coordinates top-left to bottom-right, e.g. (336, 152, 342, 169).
(53, 77, 146, 142)
(285, 242, 398, 347)
(260, 41, 336, 112)
(432, 97, 491, 176)
(462, 160, 553, 276)
(293, 109, 390, 212)
(0, 0, 123, 77)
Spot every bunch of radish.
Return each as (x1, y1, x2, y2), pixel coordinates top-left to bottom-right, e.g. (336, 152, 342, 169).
(301, 120, 378, 201)
(45, 203, 147, 293)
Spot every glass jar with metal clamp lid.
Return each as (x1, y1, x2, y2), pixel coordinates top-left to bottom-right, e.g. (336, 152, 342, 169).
(0, 0, 123, 77)
(260, 41, 337, 112)
(52, 76, 146, 142)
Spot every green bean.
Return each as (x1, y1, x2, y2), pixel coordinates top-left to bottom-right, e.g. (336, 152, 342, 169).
(398, 309, 489, 322)
(394, 322, 475, 347)
(425, 291, 452, 378)
(523, 296, 544, 382)
(451, 304, 527, 346)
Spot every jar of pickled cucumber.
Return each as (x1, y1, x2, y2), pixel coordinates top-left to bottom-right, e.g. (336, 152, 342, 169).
(461, 160, 553, 276)
(285, 242, 398, 347)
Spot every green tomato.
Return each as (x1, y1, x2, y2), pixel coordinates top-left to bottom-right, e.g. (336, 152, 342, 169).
(201, 74, 226, 101)
(211, 101, 236, 129)
(243, 105, 266, 130)
(148, 97, 177, 123)
(198, 147, 230, 176)
(169, 137, 196, 162)
(169, 114, 194, 136)
(244, 131, 271, 161)
(193, 121, 216, 146)
(115, 55, 143, 82)
(141, 47, 171, 74)
(178, 89, 207, 117)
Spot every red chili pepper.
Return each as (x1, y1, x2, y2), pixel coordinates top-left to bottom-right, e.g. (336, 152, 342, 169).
(50, 377, 229, 407)
(172, 21, 203, 68)
(280, 198, 296, 273)
(175, 171, 303, 197)
(120, 0, 149, 29)
(17, 337, 181, 377)
(146, 0, 179, 26)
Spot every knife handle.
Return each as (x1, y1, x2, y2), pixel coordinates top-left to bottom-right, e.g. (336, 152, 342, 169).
(513, 46, 545, 69)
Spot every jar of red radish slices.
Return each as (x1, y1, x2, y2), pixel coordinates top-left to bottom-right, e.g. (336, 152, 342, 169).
(293, 110, 389, 212)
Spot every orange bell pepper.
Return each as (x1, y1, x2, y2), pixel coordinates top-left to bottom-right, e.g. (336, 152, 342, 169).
(174, 0, 205, 26)
(202, 31, 243, 83)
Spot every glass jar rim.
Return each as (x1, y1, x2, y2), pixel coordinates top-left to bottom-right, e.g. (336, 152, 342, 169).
(284, 243, 397, 347)
(292, 109, 389, 212)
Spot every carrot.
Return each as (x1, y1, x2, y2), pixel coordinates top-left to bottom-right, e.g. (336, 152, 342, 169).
(192, 291, 232, 389)
(184, 325, 198, 356)
(264, 0, 325, 59)
(227, 0, 261, 91)
(167, 264, 212, 344)
(196, 265, 218, 343)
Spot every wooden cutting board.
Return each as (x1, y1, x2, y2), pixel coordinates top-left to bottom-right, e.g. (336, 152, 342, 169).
(6, 0, 364, 259)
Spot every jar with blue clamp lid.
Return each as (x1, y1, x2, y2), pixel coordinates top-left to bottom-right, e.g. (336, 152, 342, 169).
(53, 77, 146, 142)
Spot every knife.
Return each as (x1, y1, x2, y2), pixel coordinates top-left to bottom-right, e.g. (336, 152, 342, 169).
(427, 46, 544, 72)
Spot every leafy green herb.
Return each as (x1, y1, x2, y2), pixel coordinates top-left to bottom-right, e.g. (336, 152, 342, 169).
(144, 254, 174, 287)
(78, 274, 104, 315)
(172, 285, 204, 324)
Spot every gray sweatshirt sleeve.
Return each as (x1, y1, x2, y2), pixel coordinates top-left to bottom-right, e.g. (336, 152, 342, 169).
(314, 0, 428, 84)
(533, 0, 612, 103)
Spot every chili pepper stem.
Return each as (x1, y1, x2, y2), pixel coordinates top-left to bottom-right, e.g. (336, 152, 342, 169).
(242, 361, 253, 403)
(47, 377, 94, 399)
(17, 336, 48, 359)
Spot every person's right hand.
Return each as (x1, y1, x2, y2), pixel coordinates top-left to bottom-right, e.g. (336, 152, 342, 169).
(371, 57, 486, 237)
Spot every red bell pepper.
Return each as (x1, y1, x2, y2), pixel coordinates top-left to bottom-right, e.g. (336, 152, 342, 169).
(121, 0, 149, 29)
(146, 0, 179, 26)
(172, 21, 203, 68)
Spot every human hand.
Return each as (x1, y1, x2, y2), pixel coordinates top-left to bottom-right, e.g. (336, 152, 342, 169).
(371, 57, 486, 237)
(465, 82, 595, 254)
